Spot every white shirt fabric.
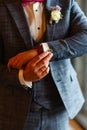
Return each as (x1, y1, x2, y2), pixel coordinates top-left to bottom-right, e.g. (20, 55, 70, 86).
(24, 2, 46, 42)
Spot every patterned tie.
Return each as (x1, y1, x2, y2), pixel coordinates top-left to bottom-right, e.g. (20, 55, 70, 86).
(22, 0, 44, 6)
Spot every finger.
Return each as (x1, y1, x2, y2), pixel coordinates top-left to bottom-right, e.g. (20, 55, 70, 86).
(35, 67, 50, 81)
(14, 61, 24, 69)
(7, 60, 13, 70)
(8, 57, 16, 67)
(36, 61, 49, 71)
(40, 67, 50, 78)
(8, 59, 19, 70)
(30, 52, 51, 66)
(39, 66, 48, 73)
(43, 52, 53, 62)
(35, 52, 53, 69)
(7, 63, 11, 71)
(9, 60, 18, 68)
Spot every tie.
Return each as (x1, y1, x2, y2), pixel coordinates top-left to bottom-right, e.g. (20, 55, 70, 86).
(22, 0, 44, 6)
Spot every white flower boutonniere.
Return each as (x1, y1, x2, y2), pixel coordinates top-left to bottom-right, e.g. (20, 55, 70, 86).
(49, 5, 63, 24)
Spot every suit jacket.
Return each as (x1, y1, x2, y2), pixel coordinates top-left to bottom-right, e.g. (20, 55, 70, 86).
(0, 0, 87, 129)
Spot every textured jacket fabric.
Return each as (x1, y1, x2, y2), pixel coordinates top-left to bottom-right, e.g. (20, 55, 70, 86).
(33, 72, 64, 110)
(0, 0, 87, 129)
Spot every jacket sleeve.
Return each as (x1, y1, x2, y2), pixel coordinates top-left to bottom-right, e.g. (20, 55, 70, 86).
(48, 1, 87, 60)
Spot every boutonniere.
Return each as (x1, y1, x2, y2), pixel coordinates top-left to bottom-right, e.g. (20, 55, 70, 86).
(49, 5, 63, 24)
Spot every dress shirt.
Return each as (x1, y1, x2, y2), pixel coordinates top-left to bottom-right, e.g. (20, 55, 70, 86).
(24, 2, 46, 42)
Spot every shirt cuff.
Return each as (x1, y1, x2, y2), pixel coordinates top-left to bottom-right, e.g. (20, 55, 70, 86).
(18, 69, 32, 89)
(40, 42, 52, 52)
(40, 42, 57, 61)
(47, 42, 58, 61)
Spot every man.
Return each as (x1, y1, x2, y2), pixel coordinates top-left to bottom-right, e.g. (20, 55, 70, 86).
(0, 0, 87, 129)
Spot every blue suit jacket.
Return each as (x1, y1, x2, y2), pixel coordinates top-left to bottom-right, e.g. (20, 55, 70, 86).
(0, 0, 87, 129)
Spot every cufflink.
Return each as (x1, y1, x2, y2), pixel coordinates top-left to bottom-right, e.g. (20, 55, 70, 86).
(41, 43, 53, 52)
(35, 42, 53, 54)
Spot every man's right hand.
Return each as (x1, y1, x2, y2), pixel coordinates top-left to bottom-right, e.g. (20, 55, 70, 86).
(7, 49, 38, 70)
(23, 52, 53, 82)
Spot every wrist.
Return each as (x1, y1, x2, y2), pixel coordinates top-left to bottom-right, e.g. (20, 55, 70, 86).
(18, 69, 32, 89)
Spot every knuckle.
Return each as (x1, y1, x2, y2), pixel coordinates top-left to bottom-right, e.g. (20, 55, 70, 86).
(42, 60, 46, 65)
(44, 63, 48, 68)
(33, 68, 37, 73)
(31, 64, 34, 69)
(46, 67, 49, 74)
(36, 73, 41, 79)
(38, 55, 41, 60)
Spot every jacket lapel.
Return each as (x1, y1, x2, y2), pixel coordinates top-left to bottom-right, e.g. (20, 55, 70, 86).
(4, 0, 33, 49)
(45, 0, 60, 41)
(45, 0, 60, 9)
(4, 0, 61, 46)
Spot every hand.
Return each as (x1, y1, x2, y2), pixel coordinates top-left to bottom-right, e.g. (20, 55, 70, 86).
(7, 49, 38, 71)
(23, 52, 53, 82)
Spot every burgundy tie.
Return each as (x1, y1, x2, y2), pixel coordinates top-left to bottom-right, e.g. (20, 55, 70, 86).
(22, 0, 44, 6)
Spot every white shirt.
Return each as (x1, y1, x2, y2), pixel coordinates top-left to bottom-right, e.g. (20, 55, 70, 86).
(24, 2, 46, 42)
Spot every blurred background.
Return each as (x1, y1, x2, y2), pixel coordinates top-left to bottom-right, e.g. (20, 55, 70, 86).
(72, 0, 87, 129)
